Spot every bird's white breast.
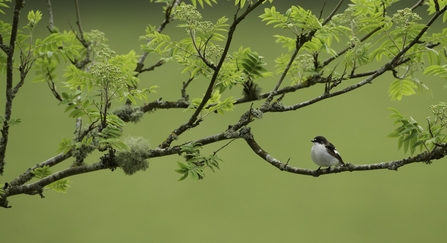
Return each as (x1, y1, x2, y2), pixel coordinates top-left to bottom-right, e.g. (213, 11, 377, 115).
(311, 143, 342, 166)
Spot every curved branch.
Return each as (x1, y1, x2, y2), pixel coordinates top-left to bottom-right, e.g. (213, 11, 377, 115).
(0, 129, 241, 208)
(240, 126, 447, 177)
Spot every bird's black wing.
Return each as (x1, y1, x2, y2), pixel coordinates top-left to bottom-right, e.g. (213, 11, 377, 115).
(325, 142, 345, 164)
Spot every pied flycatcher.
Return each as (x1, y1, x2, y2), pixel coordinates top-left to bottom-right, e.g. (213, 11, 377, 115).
(311, 136, 345, 170)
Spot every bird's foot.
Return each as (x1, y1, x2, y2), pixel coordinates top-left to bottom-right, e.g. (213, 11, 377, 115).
(313, 166, 323, 177)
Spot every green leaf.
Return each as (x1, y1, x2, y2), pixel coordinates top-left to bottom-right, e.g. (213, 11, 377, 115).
(57, 138, 73, 154)
(387, 107, 436, 155)
(388, 79, 418, 101)
(191, 0, 217, 8)
(260, 6, 289, 29)
(424, 65, 447, 78)
(27, 10, 42, 28)
(177, 171, 189, 181)
(8, 118, 21, 126)
(31, 166, 52, 179)
(45, 178, 70, 193)
(0, 1, 10, 15)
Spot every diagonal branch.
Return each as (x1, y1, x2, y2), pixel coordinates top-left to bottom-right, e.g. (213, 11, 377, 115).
(322, 0, 429, 68)
(8, 152, 73, 188)
(264, 0, 340, 105)
(322, 0, 344, 26)
(266, 4, 447, 113)
(264, 36, 301, 104)
(159, 0, 265, 148)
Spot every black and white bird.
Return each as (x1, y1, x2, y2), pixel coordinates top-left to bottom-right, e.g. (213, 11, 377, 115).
(311, 136, 345, 170)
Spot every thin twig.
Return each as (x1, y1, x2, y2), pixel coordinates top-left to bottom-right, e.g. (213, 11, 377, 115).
(74, 0, 86, 46)
(136, 0, 180, 73)
(264, 36, 301, 105)
(322, 0, 343, 26)
(46, 68, 63, 101)
(213, 138, 237, 156)
(139, 59, 165, 73)
(181, 76, 194, 101)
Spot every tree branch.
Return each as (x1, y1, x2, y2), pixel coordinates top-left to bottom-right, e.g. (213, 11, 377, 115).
(264, 0, 342, 105)
(158, 0, 264, 148)
(265, 4, 447, 113)
(46, 0, 57, 33)
(0, 0, 25, 175)
(1, 161, 105, 208)
(322, 0, 344, 26)
(390, 5, 447, 66)
(240, 126, 447, 177)
(1, 0, 445, 210)
(8, 152, 73, 188)
(71, 0, 91, 70)
(139, 59, 165, 73)
(0, 128, 242, 208)
(321, 0, 428, 68)
(264, 36, 301, 104)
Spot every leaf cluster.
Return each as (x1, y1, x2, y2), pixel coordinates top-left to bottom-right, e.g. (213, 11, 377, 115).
(175, 143, 222, 181)
(97, 118, 130, 151)
(141, 3, 273, 114)
(33, 32, 83, 82)
(388, 79, 422, 101)
(58, 49, 157, 153)
(0, 0, 9, 15)
(31, 166, 71, 193)
(0, 116, 21, 126)
(260, 0, 447, 101)
(388, 105, 447, 155)
(186, 91, 235, 116)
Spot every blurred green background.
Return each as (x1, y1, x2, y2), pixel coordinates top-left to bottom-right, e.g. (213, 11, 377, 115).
(1, 1, 447, 242)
